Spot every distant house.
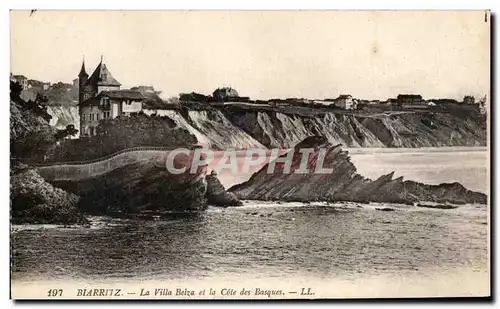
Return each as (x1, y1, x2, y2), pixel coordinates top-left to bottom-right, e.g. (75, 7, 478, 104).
(72, 78, 79, 91)
(397, 94, 423, 106)
(213, 87, 239, 101)
(463, 95, 475, 105)
(24, 79, 51, 92)
(12, 74, 28, 90)
(333, 94, 357, 110)
(27, 79, 40, 89)
(285, 98, 312, 105)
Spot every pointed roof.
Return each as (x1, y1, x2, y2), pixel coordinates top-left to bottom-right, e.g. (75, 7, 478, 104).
(85, 61, 121, 87)
(79, 59, 88, 77)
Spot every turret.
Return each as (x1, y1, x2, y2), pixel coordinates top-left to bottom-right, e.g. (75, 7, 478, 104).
(78, 58, 88, 104)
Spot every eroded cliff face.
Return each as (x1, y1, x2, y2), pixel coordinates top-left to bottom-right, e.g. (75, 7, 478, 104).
(46, 105, 79, 132)
(185, 110, 265, 149)
(49, 105, 486, 150)
(229, 136, 487, 205)
(222, 109, 487, 148)
(144, 109, 265, 149)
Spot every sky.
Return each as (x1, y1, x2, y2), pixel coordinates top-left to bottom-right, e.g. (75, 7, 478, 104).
(10, 10, 490, 101)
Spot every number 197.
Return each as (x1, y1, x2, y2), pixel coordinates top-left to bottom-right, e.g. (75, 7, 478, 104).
(47, 289, 63, 297)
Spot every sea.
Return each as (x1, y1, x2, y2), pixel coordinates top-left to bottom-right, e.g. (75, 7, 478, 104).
(10, 147, 490, 298)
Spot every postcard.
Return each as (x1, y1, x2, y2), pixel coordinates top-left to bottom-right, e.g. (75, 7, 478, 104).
(10, 10, 490, 299)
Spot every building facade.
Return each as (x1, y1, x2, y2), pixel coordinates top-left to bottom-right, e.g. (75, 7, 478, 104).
(11, 74, 28, 90)
(78, 58, 145, 137)
(212, 87, 239, 101)
(397, 94, 423, 106)
(333, 94, 357, 110)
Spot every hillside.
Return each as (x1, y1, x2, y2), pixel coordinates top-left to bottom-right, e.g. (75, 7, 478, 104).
(43, 101, 487, 151)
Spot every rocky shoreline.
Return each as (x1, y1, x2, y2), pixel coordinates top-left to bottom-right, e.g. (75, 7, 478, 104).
(11, 135, 487, 226)
(230, 136, 487, 206)
(10, 155, 243, 225)
(10, 169, 87, 225)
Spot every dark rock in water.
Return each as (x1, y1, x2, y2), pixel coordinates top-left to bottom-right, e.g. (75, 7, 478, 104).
(10, 169, 86, 225)
(205, 170, 243, 207)
(416, 203, 458, 210)
(375, 207, 396, 212)
(49, 154, 209, 215)
(229, 136, 487, 205)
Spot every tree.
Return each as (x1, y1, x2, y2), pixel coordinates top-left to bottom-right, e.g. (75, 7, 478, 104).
(55, 124, 79, 140)
(10, 81, 23, 98)
(10, 81, 56, 165)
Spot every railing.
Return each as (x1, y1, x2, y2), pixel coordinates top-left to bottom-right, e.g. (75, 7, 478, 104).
(35, 146, 196, 168)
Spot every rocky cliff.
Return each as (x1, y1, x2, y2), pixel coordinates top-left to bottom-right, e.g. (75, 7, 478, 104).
(143, 109, 265, 149)
(11, 84, 86, 225)
(48, 104, 486, 149)
(10, 169, 86, 224)
(10, 99, 57, 164)
(47, 105, 79, 132)
(222, 107, 487, 148)
(229, 136, 487, 205)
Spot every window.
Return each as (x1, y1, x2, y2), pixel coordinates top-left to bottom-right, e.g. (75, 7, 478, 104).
(82, 114, 86, 121)
(102, 97, 110, 106)
(103, 111, 110, 119)
(96, 114, 100, 121)
(90, 114, 94, 121)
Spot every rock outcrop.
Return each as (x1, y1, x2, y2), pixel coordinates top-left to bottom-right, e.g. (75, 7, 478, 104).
(229, 136, 487, 205)
(205, 171, 243, 207)
(10, 169, 86, 224)
(10, 98, 57, 164)
(50, 151, 209, 215)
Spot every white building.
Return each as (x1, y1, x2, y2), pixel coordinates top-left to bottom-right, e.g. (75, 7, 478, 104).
(333, 94, 357, 110)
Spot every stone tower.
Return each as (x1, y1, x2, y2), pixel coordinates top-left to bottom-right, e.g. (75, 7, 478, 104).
(78, 59, 89, 104)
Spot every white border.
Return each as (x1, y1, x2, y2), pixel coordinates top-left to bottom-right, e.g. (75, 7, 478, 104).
(2, 1, 498, 308)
